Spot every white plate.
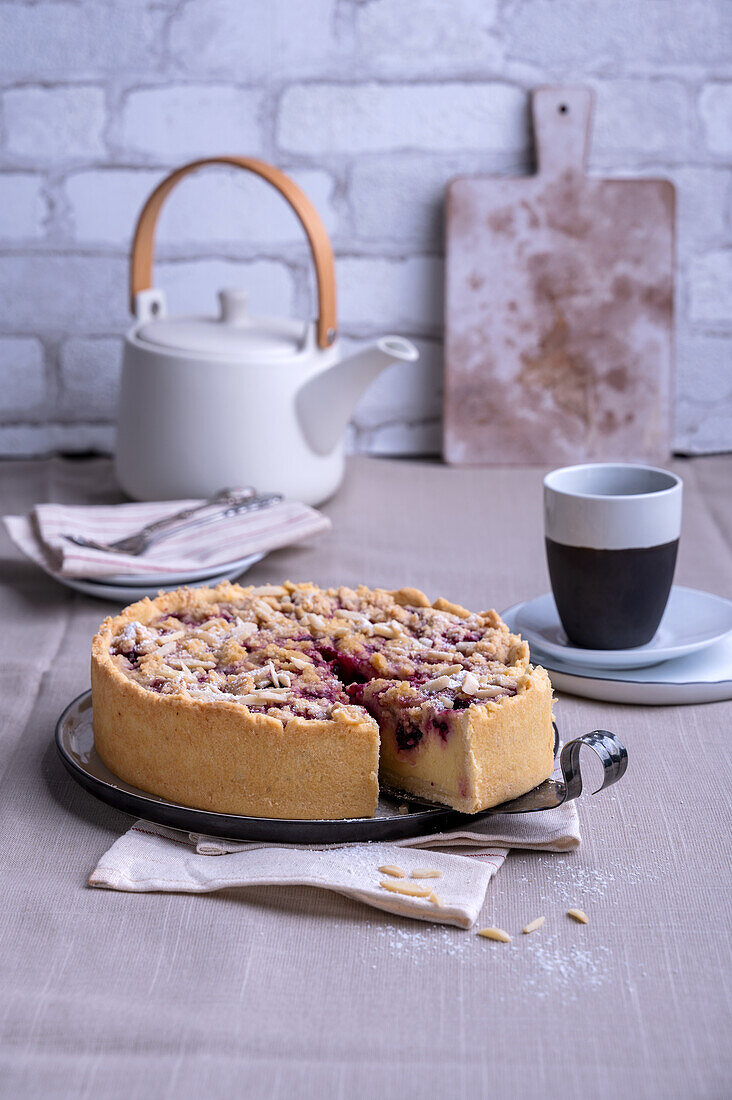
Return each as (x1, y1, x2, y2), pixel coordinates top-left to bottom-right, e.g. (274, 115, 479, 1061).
(59, 554, 264, 602)
(503, 587, 732, 670)
(537, 633, 732, 706)
(85, 551, 267, 587)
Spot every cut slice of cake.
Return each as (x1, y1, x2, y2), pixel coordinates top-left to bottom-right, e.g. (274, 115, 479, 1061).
(91, 582, 554, 820)
(357, 666, 553, 813)
(331, 592, 554, 813)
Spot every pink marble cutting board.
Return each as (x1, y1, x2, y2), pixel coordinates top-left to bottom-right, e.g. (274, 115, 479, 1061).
(443, 86, 674, 465)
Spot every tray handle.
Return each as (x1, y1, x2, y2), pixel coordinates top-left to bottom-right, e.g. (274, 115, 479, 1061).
(559, 730, 628, 802)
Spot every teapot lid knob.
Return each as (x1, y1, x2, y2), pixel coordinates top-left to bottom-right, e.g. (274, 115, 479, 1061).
(219, 288, 249, 325)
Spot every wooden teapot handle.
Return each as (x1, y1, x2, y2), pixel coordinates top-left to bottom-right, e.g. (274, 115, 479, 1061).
(129, 156, 338, 348)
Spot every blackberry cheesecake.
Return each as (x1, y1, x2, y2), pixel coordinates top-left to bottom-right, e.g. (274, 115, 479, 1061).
(91, 582, 554, 819)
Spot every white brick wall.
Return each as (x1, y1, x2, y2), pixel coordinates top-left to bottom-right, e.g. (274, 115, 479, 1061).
(699, 85, 732, 155)
(167, 0, 341, 80)
(689, 252, 732, 326)
(278, 83, 527, 155)
(0, 339, 46, 415)
(115, 86, 266, 160)
(0, 175, 47, 240)
(0, 0, 730, 458)
(503, 1, 731, 67)
(58, 338, 123, 421)
(590, 80, 692, 160)
(4, 87, 106, 161)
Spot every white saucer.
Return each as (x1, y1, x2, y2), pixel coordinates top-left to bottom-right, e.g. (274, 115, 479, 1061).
(536, 633, 732, 706)
(503, 587, 732, 671)
(87, 551, 267, 587)
(60, 553, 264, 602)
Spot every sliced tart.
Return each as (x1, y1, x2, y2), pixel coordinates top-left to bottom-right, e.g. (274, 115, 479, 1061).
(91, 581, 554, 819)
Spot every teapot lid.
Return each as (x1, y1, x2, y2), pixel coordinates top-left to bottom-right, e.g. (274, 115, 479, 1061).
(136, 289, 308, 360)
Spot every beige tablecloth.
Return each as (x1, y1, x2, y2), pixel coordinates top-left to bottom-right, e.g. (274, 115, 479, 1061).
(1, 455, 730, 1099)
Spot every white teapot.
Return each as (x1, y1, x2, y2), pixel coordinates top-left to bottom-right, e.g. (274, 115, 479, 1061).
(115, 157, 419, 505)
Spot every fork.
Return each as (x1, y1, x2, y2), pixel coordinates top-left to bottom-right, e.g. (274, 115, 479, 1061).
(61, 488, 282, 556)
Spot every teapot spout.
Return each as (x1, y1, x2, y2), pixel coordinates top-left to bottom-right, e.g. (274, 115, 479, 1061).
(296, 336, 419, 456)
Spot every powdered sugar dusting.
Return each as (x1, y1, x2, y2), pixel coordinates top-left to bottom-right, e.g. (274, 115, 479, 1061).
(372, 923, 473, 960)
(519, 931, 610, 993)
(512, 853, 615, 904)
(364, 917, 611, 997)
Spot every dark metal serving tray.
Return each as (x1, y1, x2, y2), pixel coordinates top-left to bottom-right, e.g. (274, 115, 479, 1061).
(56, 690, 628, 844)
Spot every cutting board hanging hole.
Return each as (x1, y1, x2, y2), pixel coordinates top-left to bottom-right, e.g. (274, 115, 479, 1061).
(533, 86, 592, 177)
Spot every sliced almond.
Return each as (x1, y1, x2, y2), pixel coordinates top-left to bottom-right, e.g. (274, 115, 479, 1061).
(253, 599, 276, 619)
(288, 655, 311, 670)
(252, 665, 273, 681)
(461, 672, 479, 695)
(410, 869, 442, 879)
(168, 658, 216, 670)
(473, 686, 503, 699)
(422, 675, 453, 693)
(240, 688, 290, 704)
(428, 892, 443, 907)
(522, 916, 546, 935)
(379, 880, 432, 898)
(229, 621, 258, 640)
(568, 908, 588, 924)
(378, 865, 406, 878)
(477, 927, 512, 943)
(397, 804, 409, 815)
(155, 630, 186, 645)
(372, 620, 406, 639)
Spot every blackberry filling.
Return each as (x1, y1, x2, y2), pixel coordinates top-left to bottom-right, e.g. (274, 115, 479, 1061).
(394, 719, 423, 751)
(426, 714, 451, 740)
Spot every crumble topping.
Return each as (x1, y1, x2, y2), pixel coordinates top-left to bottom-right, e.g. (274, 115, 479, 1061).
(107, 582, 532, 743)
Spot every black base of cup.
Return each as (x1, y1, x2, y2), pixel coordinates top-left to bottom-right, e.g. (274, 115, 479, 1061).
(545, 537, 679, 650)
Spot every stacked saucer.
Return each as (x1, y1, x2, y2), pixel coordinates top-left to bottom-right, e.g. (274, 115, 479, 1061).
(503, 586, 732, 705)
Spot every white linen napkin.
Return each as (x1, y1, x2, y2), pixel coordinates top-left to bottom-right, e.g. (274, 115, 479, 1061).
(4, 497, 331, 579)
(88, 801, 580, 930)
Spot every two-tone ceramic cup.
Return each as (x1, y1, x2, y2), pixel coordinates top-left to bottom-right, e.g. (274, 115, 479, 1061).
(544, 463, 683, 649)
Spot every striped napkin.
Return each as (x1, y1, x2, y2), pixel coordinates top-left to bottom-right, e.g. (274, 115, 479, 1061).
(88, 800, 581, 930)
(4, 497, 331, 580)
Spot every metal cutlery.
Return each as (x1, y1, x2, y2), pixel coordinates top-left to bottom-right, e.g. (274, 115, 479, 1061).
(61, 488, 282, 556)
